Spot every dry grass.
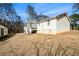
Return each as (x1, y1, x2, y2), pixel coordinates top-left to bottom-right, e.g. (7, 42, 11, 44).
(0, 30, 79, 56)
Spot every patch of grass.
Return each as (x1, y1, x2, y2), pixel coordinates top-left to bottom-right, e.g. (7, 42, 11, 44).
(0, 31, 79, 56)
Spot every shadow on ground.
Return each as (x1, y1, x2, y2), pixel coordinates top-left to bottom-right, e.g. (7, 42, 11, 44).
(0, 34, 15, 41)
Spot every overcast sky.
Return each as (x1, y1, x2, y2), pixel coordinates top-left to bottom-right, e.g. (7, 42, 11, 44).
(13, 3, 74, 22)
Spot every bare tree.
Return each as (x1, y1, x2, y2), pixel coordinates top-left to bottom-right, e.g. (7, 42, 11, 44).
(14, 16, 24, 33)
(0, 3, 24, 33)
(27, 5, 37, 21)
(0, 3, 17, 26)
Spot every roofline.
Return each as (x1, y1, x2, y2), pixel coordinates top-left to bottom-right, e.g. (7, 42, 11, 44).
(37, 12, 69, 23)
(0, 25, 8, 29)
(0, 27, 8, 29)
(65, 13, 71, 23)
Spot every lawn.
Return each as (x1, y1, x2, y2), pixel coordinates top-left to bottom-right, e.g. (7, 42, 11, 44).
(0, 30, 79, 56)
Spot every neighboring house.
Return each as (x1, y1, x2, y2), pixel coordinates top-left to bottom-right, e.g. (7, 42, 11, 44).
(70, 19, 79, 30)
(0, 25, 8, 37)
(37, 13, 70, 34)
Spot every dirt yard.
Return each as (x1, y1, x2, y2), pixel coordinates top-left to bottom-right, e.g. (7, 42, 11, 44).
(0, 30, 79, 56)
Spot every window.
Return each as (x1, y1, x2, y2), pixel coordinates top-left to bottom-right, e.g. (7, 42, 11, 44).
(5, 30, 7, 33)
(48, 20, 50, 26)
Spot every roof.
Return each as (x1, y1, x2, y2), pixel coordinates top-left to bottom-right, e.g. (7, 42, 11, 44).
(0, 25, 7, 29)
(37, 12, 69, 23)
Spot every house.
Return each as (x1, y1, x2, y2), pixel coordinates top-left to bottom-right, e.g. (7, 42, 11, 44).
(0, 25, 8, 37)
(24, 12, 70, 34)
(37, 13, 70, 34)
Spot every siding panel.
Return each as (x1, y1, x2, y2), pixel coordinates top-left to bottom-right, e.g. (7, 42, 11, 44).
(57, 16, 70, 33)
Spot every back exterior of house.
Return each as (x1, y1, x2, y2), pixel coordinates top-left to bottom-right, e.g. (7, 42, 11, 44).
(24, 12, 70, 34)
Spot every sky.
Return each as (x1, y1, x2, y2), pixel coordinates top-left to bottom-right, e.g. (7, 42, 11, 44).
(13, 3, 74, 22)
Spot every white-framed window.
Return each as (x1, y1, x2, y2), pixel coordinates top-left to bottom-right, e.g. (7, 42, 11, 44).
(5, 29, 7, 33)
